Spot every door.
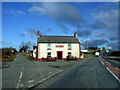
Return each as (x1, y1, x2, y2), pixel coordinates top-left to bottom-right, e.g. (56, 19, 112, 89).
(57, 51, 62, 60)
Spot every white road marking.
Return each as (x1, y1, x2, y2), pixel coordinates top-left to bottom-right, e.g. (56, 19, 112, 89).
(115, 67, 120, 71)
(28, 70, 63, 88)
(101, 61, 104, 65)
(28, 80, 34, 83)
(20, 84, 24, 87)
(48, 72, 53, 74)
(106, 61, 111, 65)
(28, 85, 35, 88)
(16, 72, 23, 88)
(106, 67, 120, 82)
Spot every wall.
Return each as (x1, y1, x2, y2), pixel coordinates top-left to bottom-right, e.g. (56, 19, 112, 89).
(37, 43, 80, 60)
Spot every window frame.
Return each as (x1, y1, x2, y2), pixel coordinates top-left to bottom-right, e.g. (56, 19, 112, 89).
(68, 43, 72, 50)
(47, 52, 51, 57)
(47, 44, 51, 50)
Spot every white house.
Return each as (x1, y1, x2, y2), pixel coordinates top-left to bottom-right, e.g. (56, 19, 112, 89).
(36, 31, 80, 61)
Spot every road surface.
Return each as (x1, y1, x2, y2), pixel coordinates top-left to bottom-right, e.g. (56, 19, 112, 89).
(35, 56, 120, 88)
(2, 53, 120, 88)
(2, 53, 61, 88)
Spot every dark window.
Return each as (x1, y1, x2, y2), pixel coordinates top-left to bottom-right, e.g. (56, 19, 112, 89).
(47, 52, 51, 57)
(68, 52, 71, 56)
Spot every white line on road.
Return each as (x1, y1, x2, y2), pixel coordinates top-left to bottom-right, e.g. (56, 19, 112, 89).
(16, 72, 23, 88)
(106, 67, 120, 82)
(101, 61, 104, 65)
(106, 61, 111, 65)
(28, 70, 63, 88)
(28, 80, 34, 83)
(28, 85, 35, 88)
(115, 67, 120, 71)
(48, 71, 53, 74)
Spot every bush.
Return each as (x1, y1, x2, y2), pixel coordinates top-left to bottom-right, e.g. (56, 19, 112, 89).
(1, 48, 17, 61)
(108, 51, 120, 56)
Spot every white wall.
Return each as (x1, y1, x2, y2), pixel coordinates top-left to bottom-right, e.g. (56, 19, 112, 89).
(38, 43, 80, 59)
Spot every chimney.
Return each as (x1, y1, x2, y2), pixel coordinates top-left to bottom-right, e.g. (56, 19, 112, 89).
(74, 32, 78, 37)
(37, 31, 40, 37)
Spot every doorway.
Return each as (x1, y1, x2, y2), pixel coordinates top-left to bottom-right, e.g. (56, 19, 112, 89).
(57, 51, 62, 60)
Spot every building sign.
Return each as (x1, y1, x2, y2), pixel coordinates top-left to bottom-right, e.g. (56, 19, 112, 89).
(56, 45, 64, 48)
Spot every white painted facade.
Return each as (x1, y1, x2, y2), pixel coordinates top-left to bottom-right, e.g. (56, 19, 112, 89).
(38, 43, 80, 60)
(33, 48, 36, 58)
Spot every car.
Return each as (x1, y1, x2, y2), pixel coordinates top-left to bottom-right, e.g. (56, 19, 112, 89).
(95, 52, 99, 56)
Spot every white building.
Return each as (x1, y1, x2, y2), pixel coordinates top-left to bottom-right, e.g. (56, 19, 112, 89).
(37, 31, 80, 61)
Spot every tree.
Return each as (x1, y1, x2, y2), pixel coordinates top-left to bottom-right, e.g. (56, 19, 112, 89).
(19, 42, 30, 52)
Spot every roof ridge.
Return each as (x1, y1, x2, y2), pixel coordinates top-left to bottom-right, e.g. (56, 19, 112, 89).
(41, 35, 74, 37)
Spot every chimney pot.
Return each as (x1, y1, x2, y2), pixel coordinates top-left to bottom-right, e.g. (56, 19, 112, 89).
(74, 32, 78, 37)
(37, 31, 40, 37)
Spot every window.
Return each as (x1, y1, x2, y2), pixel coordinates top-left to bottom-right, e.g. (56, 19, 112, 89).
(47, 44, 51, 50)
(47, 52, 51, 57)
(68, 44, 72, 49)
(68, 52, 71, 56)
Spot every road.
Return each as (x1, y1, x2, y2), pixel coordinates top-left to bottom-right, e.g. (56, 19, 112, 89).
(2, 53, 120, 88)
(101, 52, 120, 69)
(2, 53, 35, 88)
(2, 53, 59, 88)
(2, 53, 79, 88)
(35, 56, 120, 88)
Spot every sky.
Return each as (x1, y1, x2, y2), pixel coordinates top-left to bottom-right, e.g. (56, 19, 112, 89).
(1, 2, 119, 51)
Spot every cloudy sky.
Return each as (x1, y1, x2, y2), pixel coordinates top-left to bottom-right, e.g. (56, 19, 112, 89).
(1, 2, 119, 50)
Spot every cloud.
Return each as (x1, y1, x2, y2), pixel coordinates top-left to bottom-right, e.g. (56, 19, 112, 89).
(91, 9, 118, 32)
(28, 2, 84, 25)
(107, 41, 119, 51)
(90, 8, 118, 43)
(82, 39, 108, 47)
(109, 36, 118, 41)
(92, 20, 107, 30)
(58, 24, 68, 34)
(20, 32, 27, 37)
(5, 9, 26, 15)
(16, 10, 26, 15)
(77, 30, 92, 37)
(94, 33, 106, 38)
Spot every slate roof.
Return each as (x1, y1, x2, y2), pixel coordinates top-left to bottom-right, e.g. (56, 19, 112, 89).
(37, 36, 80, 43)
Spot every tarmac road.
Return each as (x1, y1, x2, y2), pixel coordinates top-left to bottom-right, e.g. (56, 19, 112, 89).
(35, 56, 120, 88)
(2, 53, 61, 88)
(2, 53, 81, 88)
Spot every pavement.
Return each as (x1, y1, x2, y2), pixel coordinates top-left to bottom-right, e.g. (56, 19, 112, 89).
(2, 53, 82, 88)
